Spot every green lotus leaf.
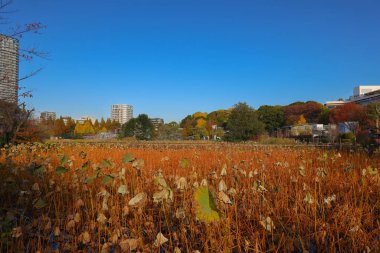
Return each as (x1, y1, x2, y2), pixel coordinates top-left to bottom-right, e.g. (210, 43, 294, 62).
(194, 186, 220, 222)
(34, 198, 47, 209)
(102, 159, 112, 168)
(180, 159, 189, 169)
(102, 174, 114, 184)
(122, 153, 135, 164)
(60, 154, 69, 165)
(56, 166, 68, 175)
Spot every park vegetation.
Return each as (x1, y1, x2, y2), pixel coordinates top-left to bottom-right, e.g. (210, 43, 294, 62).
(2, 100, 380, 147)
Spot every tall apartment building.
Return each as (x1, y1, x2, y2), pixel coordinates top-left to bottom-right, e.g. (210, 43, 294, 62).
(0, 34, 19, 104)
(40, 111, 57, 121)
(111, 104, 133, 125)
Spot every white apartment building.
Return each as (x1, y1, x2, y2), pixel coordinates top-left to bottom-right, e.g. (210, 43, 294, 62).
(111, 104, 133, 125)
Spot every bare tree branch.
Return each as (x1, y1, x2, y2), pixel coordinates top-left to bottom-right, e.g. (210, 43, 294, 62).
(18, 67, 43, 82)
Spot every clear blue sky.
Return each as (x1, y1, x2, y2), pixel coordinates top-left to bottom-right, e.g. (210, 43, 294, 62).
(3, 0, 380, 122)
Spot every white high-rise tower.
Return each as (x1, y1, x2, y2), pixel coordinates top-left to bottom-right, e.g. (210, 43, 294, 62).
(111, 104, 133, 125)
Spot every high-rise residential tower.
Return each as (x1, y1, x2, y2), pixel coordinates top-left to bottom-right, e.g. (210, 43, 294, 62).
(111, 104, 133, 125)
(0, 34, 19, 104)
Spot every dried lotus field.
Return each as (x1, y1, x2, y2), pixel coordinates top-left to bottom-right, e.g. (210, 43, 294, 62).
(0, 142, 379, 253)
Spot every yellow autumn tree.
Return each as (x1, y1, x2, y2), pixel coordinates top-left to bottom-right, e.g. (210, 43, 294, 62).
(74, 123, 83, 134)
(99, 127, 108, 133)
(82, 121, 95, 134)
(196, 118, 207, 128)
(193, 112, 207, 119)
(296, 114, 307, 125)
(74, 121, 95, 134)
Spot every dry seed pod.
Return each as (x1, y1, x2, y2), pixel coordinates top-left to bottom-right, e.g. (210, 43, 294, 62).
(54, 226, 60, 236)
(176, 177, 188, 191)
(119, 238, 140, 252)
(122, 205, 130, 217)
(79, 231, 91, 244)
(117, 185, 129, 195)
(11, 227, 22, 238)
(259, 216, 275, 232)
(175, 207, 186, 219)
(218, 191, 232, 204)
(228, 188, 237, 196)
(102, 197, 109, 211)
(128, 192, 147, 208)
(65, 219, 75, 231)
(218, 180, 227, 192)
(98, 187, 110, 198)
(75, 199, 84, 209)
(153, 188, 172, 203)
(154, 176, 168, 190)
(32, 183, 40, 192)
(74, 213, 81, 223)
(154, 233, 168, 247)
(97, 213, 107, 224)
(220, 164, 227, 176)
(101, 242, 111, 253)
(110, 232, 119, 244)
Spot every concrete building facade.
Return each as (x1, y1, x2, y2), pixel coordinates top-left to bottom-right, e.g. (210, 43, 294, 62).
(353, 86, 380, 98)
(111, 104, 133, 125)
(325, 85, 380, 108)
(0, 34, 19, 104)
(40, 111, 57, 121)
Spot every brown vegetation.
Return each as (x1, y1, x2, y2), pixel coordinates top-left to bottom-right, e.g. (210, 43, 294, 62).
(0, 142, 379, 252)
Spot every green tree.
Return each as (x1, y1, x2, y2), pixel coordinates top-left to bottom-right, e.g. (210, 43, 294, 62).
(180, 115, 193, 128)
(156, 121, 181, 140)
(318, 107, 330, 125)
(110, 119, 121, 130)
(225, 102, 265, 141)
(120, 114, 154, 140)
(100, 118, 106, 129)
(105, 118, 112, 130)
(94, 119, 100, 132)
(257, 105, 284, 134)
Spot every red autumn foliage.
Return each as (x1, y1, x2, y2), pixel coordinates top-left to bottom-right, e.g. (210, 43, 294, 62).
(329, 103, 367, 124)
(284, 101, 323, 125)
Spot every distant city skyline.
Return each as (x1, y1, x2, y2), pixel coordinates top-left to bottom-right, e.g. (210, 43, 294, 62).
(3, 0, 380, 122)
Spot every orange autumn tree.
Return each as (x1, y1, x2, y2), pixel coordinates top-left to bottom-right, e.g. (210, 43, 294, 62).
(329, 103, 367, 124)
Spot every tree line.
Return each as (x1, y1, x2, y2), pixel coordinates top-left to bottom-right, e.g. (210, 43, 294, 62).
(1, 100, 379, 146)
